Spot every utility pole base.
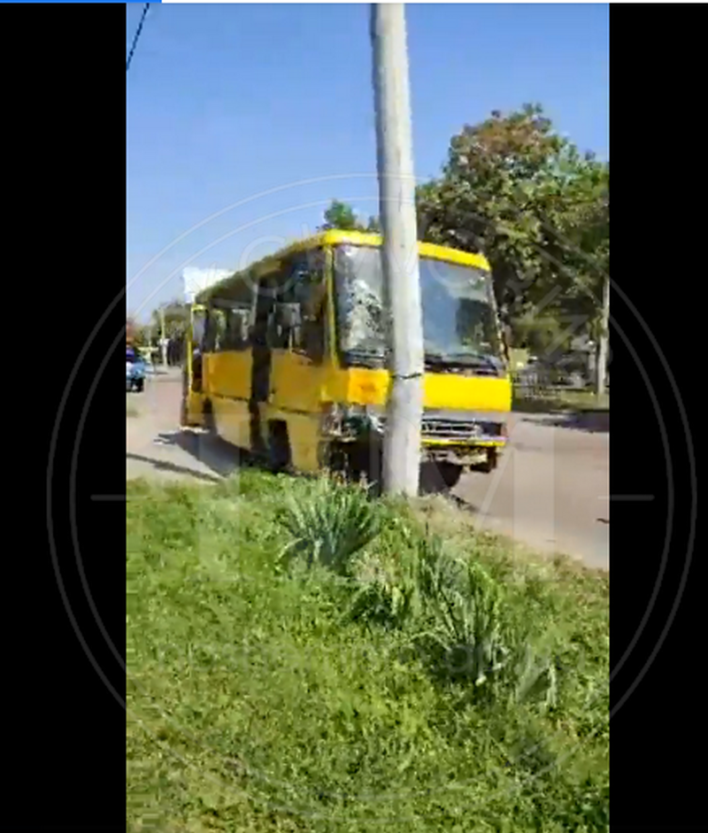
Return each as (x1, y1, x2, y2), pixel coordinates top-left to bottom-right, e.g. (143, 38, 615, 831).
(382, 376, 424, 496)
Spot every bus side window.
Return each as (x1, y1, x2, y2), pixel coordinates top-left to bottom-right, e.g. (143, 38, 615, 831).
(289, 250, 326, 363)
(212, 309, 228, 352)
(192, 315, 206, 349)
(203, 309, 218, 353)
(224, 306, 252, 351)
(301, 292, 326, 363)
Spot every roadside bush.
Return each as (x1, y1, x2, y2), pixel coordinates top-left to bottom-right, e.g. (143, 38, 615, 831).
(348, 524, 422, 630)
(410, 536, 558, 710)
(276, 476, 382, 575)
(276, 480, 560, 712)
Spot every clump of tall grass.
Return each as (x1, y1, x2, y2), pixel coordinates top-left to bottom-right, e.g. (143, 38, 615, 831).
(413, 538, 508, 686)
(276, 478, 559, 710)
(348, 522, 423, 630)
(276, 476, 382, 575)
(411, 534, 557, 709)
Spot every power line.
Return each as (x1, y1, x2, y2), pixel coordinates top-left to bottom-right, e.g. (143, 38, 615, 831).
(126, 3, 150, 73)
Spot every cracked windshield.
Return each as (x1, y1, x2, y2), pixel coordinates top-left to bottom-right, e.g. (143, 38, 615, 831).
(334, 244, 502, 368)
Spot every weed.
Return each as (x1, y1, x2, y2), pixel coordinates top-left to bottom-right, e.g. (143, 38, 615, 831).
(276, 476, 381, 575)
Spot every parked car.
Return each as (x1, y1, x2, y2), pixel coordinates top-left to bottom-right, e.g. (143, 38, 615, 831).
(126, 347, 146, 392)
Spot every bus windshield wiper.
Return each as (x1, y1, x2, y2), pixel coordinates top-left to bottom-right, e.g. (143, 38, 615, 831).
(346, 347, 387, 366)
(348, 347, 386, 358)
(425, 351, 499, 369)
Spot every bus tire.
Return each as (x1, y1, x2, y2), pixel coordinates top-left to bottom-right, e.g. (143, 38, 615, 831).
(268, 421, 292, 473)
(472, 448, 498, 474)
(203, 401, 216, 435)
(439, 462, 463, 489)
(419, 461, 462, 494)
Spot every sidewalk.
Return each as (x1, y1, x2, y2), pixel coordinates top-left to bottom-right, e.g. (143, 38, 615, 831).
(146, 365, 182, 380)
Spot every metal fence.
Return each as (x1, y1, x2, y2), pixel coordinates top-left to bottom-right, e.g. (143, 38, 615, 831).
(510, 368, 608, 408)
(506, 346, 607, 400)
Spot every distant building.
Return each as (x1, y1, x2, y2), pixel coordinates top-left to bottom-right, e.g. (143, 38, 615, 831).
(182, 266, 231, 304)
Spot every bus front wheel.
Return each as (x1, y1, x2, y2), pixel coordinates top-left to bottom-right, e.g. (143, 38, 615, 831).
(419, 461, 462, 494)
(471, 449, 498, 474)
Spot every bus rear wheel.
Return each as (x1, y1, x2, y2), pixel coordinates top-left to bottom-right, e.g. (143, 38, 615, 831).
(268, 421, 292, 473)
(203, 401, 216, 435)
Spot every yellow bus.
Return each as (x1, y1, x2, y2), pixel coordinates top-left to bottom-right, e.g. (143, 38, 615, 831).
(182, 230, 511, 489)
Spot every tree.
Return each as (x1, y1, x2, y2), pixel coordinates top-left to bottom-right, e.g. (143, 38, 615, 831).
(364, 215, 381, 233)
(416, 104, 609, 354)
(151, 300, 189, 340)
(126, 316, 150, 346)
(319, 199, 381, 233)
(320, 200, 362, 231)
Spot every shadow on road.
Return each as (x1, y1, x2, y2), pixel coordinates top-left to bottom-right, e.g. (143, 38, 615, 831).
(127, 429, 249, 483)
(157, 429, 248, 478)
(444, 491, 479, 512)
(127, 452, 223, 483)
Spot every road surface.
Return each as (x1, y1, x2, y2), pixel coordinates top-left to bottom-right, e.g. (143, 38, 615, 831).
(127, 372, 609, 570)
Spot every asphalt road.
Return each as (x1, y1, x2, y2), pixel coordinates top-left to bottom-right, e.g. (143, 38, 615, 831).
(453, 412, 609, 569)
(127, 372, 609, 570)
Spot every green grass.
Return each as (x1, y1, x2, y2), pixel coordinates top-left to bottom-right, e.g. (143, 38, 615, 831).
(513, 389, 609, 414)
(127, 472, 608, 832)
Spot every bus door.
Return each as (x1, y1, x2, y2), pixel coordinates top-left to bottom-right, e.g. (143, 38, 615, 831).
(182, 304, 207, 426)
(248, 281, 278, 455)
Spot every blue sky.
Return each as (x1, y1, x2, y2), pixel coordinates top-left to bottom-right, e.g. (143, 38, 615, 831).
(127, 3, 609, 320)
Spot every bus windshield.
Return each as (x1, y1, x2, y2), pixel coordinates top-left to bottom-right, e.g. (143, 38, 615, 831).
(333, 245, 502, 369)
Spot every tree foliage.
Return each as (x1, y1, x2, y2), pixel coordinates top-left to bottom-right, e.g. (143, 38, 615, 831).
(151, 300, 189, 340)
(321, 199, 360, 231)
(271, 105, 609, 357)
(320, 200, 380, 234)
(416, 104, 609, 351)
(126, 316, 148, 346)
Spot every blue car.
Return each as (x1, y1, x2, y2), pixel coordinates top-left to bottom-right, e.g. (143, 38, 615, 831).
(126, 347, 146, 392)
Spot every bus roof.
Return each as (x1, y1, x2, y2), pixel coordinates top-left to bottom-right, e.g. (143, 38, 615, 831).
(195, 229, 491, 303)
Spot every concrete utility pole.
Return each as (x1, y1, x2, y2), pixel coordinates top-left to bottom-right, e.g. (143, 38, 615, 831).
(595, 274, 610, 397)
(371, 3, 424, 497)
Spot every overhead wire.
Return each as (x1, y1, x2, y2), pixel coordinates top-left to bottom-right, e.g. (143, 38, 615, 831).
(126, 3, 150, 73)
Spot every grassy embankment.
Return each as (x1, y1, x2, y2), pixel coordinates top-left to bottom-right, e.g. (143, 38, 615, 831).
(127, 469, 608, 832)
